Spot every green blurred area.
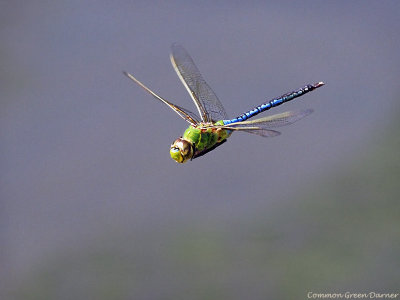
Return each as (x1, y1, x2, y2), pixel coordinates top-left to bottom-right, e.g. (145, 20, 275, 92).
(7, 112, 400, 299)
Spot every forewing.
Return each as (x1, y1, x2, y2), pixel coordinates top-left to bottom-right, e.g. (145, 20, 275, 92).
(170, 44, 228, 122)
(124, 71, 200, 125)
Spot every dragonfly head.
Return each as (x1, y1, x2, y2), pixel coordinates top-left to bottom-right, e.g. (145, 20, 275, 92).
(170, 138, 194, 163)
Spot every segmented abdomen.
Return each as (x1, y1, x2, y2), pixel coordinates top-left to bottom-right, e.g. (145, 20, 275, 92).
(223, 82, 323, 125)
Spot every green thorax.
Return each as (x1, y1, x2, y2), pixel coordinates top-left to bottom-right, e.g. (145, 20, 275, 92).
(182, 120, 231, 155)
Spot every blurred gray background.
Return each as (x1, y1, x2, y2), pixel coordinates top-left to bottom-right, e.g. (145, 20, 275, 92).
(1, 1, 399, 299)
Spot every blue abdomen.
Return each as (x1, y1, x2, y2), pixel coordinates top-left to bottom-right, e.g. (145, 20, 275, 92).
(223, 82, 322, 125)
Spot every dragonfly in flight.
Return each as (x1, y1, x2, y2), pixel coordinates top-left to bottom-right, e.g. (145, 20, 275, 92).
(124, 44, 324, 163)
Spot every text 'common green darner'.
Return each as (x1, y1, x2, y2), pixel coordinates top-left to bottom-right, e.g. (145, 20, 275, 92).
(124, 44, 324, 163)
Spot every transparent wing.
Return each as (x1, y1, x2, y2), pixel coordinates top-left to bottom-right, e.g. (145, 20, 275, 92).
(124, 71, 200, 125)
(170, 44, 228, 123)
(231, 128, 281, 137)
(215, 125, 282, 138)
(228, 109, 313, 128)
(212, 109, 313, 138)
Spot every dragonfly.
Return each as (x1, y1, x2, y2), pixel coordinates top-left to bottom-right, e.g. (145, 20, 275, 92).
(124, 44, 324, 163)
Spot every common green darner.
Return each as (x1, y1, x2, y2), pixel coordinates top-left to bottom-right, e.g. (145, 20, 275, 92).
(124, 44, 324, 163)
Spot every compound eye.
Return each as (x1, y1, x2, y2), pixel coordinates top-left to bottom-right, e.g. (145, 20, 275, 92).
(170, 146, 179, 153)
(170, 138, 193, 163)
